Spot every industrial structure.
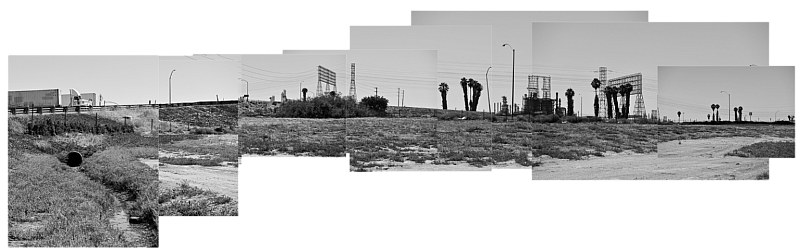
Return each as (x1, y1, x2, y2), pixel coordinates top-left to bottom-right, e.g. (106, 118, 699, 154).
(316, 65, 336, 97)
(349, 63, 357, 99)
(595, 67, 647, 118)
(523, 75, 555, 115)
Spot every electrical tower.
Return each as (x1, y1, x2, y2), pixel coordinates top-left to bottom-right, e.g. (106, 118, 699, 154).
(349, 63, 357, 99)
(597, 67, 608, 118)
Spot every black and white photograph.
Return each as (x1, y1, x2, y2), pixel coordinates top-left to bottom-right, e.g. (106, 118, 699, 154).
(7, 55, 160, 247)
(238, 54, 347, 157)
(5, 1, 800, 251)
(348, 25, 494, 172)
(157, 56, 239, 216)
(285, 49, 441, 171)
(528, 22, 769, 180)
(657, 66, 794, 180)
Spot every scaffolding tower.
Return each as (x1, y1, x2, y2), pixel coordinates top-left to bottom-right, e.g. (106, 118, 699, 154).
(349, 63, 357, 99)
(597, 67, 608, 118)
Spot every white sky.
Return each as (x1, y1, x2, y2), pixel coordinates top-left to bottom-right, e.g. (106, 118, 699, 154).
(283, 50, 438, 108)
(241, 54, 347, 101)
(350, 26, 493, 111)
(158, 57, 240, 103)
(659, 66, 794, 122)
(531, 22, 769, 117)
(8, 55, 158, 105)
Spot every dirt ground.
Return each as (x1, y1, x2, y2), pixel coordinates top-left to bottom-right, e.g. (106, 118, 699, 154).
(350, 160, 492, 172)
(158, 164, 239, 200)
(531, 135, 786, 180)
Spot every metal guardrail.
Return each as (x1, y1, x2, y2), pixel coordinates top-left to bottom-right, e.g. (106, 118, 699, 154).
(8, 100, 238, 115)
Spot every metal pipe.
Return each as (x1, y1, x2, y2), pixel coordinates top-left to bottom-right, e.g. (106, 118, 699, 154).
(66, 151, 83, 167)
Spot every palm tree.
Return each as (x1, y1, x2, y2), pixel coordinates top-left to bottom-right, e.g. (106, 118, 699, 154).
(623, 84, 633, 118)
(711, 104, 715, 121)
(707, 114, 711, 121)
(438, 82, 449, 110)
(565, 88, 575, 116)
(738, 106, 743, 122)
(714, 104, 720, 121)
(302, 88, 308, 101)
(591, 78, 602, 117)
(733, 107, 739, 122)
(468, 79, 483, 111)
(460, 77, 469, 111)
(610, 86, 620, 119)
(677, 111, 682, 123)
(749, 111, 752, 122)
(604, 86, 614, 118)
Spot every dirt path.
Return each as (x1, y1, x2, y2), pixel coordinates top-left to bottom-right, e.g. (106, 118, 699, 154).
(370, 160, 491, 171)
(658, 136, 793, 158)
(158, 164, 238, 200)
(532, 136, 781, 179)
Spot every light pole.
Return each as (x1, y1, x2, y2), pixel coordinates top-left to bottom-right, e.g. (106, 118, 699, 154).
(775, 110, 780, 122)
(238, 78, 249, 102)
(169, 69, 176, 104)
(720, 91, 730, 121)
(486, 66, 492, 114)
(579, 94, 582, 117)
(300, 81, 305, 99)
(502, 43, 515, 117)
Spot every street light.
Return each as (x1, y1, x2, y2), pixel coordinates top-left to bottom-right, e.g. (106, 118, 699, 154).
(775, 110, 780, 122)
(485, 66, 492, 114)
(169, 69, 176, 104)
(238, 78, 249, 102)
(502, 43, 515, 117)
(720, 91, 730, 121)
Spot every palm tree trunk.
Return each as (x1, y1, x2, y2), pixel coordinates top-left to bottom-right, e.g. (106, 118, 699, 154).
(605, 92, 613, 119)
(441, 92, 448, 110)
(612, 93, 620, 119)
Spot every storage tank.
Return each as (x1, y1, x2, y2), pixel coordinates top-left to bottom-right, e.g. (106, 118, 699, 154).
(8, 89, 61, 108)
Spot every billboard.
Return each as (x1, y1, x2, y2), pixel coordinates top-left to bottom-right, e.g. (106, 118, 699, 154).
(317, 65, 336, 96)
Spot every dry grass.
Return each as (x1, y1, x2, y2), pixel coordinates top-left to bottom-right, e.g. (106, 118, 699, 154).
(726, 141, 795, 158)
(239, 117, 345, 157)
(658, 124, 794, 142)
(96, 107, 159, 135)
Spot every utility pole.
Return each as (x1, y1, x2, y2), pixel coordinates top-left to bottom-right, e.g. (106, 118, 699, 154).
(397, 88, 400, 108)
(503, 44, 515, 118)
(375, 87, 378, 97)
(486, 66, 492, 114)
(169, 69, 176, 104)
(401, 90, 404, 107)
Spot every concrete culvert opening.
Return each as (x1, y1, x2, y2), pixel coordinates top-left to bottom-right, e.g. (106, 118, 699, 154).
(66, 152, 83, 167)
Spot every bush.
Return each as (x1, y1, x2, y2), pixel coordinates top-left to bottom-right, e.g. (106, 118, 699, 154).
(360, 96, 389, 115)
(533, 114, 560, 123)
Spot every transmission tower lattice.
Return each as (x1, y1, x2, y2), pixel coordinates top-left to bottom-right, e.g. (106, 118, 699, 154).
(349, 63, 357, 99)
(597, 67, 608, 118)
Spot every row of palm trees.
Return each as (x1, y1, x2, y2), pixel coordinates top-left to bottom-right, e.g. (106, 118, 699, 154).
(438, 77, 485, 112)
(709, 104, 750, 122)
(590, 78, 634, 119)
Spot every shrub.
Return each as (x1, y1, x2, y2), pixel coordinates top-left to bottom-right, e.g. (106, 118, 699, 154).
(360, 96, 389, 114)
(533, 114, 560, 123)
